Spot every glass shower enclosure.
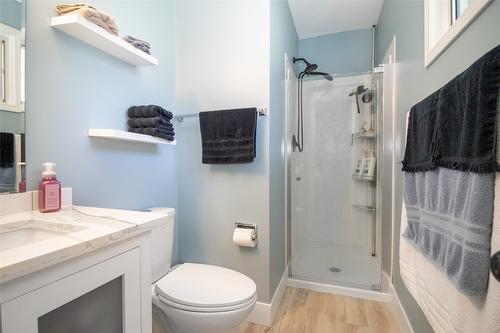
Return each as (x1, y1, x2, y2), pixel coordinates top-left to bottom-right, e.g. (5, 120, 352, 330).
(289, 71, 384, 291)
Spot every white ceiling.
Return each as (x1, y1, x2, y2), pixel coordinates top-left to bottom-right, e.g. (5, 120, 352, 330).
(288, 0, 384, 39)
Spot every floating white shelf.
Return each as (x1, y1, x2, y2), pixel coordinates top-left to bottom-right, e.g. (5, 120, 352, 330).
(88, 129, 176, 145)
(51, 14, 159, 66)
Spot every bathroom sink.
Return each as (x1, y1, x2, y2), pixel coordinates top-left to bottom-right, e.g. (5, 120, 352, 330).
(0, 220, 87, 252)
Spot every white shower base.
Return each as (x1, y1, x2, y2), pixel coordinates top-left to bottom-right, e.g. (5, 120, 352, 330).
(291, 242, 381, 291)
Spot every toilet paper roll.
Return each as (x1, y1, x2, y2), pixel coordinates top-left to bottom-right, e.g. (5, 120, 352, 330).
(233, 228, 257, 248)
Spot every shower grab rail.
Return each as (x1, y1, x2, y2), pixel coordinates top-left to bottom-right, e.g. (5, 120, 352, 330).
(173, 107, 267, 122)
(352, 204, 376, 212)
(352, 174, 376, 182)
(352, 204, 377, 256)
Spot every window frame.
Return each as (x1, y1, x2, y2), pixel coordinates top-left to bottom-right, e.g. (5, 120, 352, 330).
(424, 0, 493, 67)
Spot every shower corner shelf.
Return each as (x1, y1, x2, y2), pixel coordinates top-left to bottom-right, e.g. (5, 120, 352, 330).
(353, 131, 377, 139)
(352, 174, 376, 182)
(352, 205, 376, 212)
(51, 14, 159, 66)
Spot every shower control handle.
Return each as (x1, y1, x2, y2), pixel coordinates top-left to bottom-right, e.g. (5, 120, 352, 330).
(296, 177, 302, 181)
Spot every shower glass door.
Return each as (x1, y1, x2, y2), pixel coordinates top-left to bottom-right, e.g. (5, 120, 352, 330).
(290, 73, 383, 291)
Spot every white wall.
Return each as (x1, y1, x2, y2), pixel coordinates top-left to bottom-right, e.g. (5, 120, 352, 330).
(175, 0, 271, 302)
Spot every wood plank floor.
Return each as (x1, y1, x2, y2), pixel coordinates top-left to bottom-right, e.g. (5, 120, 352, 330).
(237, 287, 401, 333)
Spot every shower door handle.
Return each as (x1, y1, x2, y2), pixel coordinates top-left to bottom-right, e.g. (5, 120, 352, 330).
(296, 177, 302, 181)
(492, 251, 500, 282)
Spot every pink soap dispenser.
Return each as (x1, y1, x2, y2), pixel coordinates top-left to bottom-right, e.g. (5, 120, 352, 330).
(38, 162, 61, 213)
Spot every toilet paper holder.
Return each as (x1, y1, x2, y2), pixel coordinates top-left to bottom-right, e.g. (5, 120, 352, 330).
(234, 222, 258, 241)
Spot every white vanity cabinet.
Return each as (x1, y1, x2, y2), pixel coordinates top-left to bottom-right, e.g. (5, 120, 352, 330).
(0, 232, 153, 333)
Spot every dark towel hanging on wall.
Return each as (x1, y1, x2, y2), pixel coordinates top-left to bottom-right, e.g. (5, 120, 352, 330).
(0, 132, 14, 168)
(401, 44, 500, 296)
(199, 108, 257, 164)
(402, 44, 500, 173)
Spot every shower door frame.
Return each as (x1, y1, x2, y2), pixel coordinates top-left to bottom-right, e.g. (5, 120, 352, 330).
(285, 70, 387, 297)
(284, 54, 296, 269)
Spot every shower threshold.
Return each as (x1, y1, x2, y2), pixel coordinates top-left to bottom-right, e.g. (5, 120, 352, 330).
(287, 277, 390, 303)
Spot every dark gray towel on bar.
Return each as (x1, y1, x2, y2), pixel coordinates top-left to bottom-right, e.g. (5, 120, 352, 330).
(403, 168, 494, 296)
(127, 117, 173, 128)
(402, 44, 500, 173)
(0, 132, 14, 168)
(128, 127, 175, 141)
(199, 108, 257, 164)
(127, 105, 173, 120)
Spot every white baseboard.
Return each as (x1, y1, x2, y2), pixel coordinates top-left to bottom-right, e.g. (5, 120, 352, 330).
(287, 278, 392, 303)
(246, 267, 289, 326)
(384, 272, 414, 333)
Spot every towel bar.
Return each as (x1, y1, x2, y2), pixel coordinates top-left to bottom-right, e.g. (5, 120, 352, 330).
(173, 107, 267, 122)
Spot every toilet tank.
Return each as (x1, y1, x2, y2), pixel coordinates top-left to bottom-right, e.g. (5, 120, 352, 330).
(148, 208, 175, 282)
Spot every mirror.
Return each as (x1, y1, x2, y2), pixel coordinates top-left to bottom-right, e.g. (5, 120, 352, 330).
(0, 0, 26, 193)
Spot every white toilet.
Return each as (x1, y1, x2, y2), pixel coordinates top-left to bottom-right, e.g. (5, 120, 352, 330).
(148, 208, 257, 333)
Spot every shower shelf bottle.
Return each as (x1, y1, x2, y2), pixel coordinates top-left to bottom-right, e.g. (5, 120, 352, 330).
(38, 162, 61, 213)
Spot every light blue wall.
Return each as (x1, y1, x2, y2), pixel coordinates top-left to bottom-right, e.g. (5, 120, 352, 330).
(299, 28, 372, 76)
(377, 1, 500, 332)
(0, 0, 22, 29)
(26, 0, 177, 256)
(269, 0, 297, 297)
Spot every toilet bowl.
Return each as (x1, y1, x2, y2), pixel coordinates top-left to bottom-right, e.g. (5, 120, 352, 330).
(151, 263, 256, 333)
(147, 208, 257, 333)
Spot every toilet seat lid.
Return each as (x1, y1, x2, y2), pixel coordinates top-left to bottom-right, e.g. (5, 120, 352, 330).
(155, 263, 257, 309)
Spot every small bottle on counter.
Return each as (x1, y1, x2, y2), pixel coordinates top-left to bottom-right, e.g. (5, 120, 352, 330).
(38, 162, 61, 213)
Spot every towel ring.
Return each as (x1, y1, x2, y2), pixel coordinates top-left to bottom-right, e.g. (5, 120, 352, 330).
(492, 251, 500, 282)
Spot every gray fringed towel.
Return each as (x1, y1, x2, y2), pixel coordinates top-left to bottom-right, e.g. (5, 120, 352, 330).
(401, 45, 500, 296)
(403, 168, 494, 296)
(402, 44, 500, 173)
(199, 108, 257, 164)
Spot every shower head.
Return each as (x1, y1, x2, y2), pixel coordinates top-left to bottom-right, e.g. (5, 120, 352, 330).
(293, 57, 318, 73)
(307, 71, 333, 81)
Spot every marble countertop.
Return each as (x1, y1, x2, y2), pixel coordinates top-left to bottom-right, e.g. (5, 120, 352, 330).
(0, 206, 174, 284)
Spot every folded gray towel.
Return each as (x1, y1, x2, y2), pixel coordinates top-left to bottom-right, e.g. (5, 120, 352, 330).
(123, 35, 151, 54)
(127, 117, 173, 128)
(403, 168, 494, 296)
(127, 105, 173, 120)
(128, 127, 174, 141)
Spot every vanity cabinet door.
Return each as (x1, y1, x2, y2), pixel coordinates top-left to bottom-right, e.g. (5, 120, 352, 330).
(1, 247, 142, 333)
